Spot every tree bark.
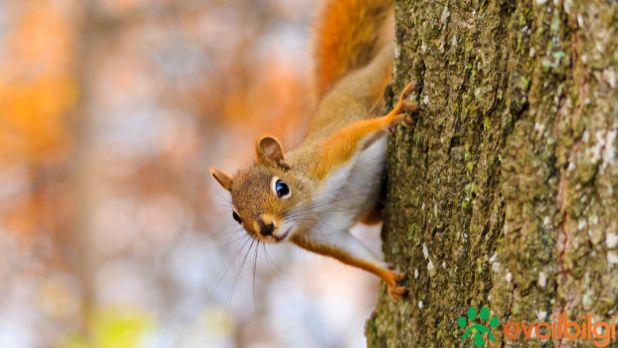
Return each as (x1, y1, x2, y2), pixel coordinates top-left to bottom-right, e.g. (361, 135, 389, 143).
(367, 0, 617, 347)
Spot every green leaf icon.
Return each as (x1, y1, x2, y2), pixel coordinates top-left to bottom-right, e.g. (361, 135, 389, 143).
(458, 305, 500, 347)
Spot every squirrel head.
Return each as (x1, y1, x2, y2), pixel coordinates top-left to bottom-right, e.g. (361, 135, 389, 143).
(209, 136, 306, 243)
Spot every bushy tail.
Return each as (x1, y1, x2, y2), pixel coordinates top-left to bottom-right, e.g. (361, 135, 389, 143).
(313, 0, 394, 99)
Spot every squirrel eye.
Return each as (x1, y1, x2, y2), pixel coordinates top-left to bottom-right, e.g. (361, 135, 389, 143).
(271, 177, 291, 199)
(232, 211, 242, 224)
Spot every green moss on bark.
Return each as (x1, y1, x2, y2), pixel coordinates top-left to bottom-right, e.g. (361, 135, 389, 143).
(367, 1, 618, 347)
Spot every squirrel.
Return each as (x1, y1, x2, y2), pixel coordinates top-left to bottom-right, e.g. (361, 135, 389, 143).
(209, 0, 417, 298)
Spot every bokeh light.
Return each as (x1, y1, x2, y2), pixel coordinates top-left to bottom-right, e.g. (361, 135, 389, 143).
(0, 0, 382, 347)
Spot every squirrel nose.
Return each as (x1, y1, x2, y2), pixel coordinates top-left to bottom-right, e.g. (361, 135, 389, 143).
(260, 222, 275, 237)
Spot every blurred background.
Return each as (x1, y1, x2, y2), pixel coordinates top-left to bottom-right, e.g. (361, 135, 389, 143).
(0, 0, 383, 347)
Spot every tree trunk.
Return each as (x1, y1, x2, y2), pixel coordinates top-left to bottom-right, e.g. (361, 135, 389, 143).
(367, 0, 617, 347)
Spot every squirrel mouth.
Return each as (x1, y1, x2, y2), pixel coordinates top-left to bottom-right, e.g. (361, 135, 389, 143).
(274, 227, 292, 242)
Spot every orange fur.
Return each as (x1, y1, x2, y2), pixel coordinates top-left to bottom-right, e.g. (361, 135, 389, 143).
(315, 115, 395, 179)
(313, 0, 393, 98)
(314, 83, 417, 179)
(291, 233, 406, 297)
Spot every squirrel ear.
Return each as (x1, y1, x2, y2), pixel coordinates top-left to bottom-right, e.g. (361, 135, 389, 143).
(256, 136, 291, 170)
(209, 167, 233, 191)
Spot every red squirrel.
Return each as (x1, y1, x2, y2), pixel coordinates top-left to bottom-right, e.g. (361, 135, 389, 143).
(210, 0, 416, 298)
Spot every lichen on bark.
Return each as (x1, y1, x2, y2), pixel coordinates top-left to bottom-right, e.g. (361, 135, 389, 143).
(367, 1, 618, 347)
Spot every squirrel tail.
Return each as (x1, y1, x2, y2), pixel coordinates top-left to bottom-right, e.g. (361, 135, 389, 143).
(313, 0, 394, 99)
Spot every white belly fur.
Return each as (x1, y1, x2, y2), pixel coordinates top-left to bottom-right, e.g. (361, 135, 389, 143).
(310, 135, 387, 236)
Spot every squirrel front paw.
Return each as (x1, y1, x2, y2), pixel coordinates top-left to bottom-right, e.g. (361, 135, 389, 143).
(386, 82, 419, 133)
(394, 82, 419, 115)
(388, 113, 413, 134)
(386, 270, 408, 299)
(388, 284, 408, 299)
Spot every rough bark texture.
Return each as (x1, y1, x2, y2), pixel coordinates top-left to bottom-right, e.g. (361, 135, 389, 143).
(367, 0, 617, 347)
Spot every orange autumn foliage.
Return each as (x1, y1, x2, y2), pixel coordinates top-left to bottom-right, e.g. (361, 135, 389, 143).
(0, 3, 76, 164)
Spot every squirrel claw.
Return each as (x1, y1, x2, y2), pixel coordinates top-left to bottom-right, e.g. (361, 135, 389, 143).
(401, 113, 414, 126)
(391, 82, 419, 117)
(388, 114, 412, 133)
(400, 101, 418, 114)
(400, 82, 418, 99)
(386, 270, 407, 299)
(388, 285, 408, 299)
(392, 270, 406, 282)
(397, 82, 418, 103)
